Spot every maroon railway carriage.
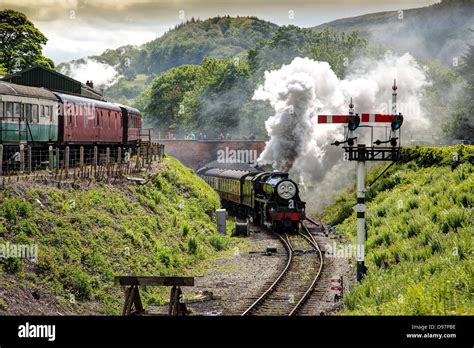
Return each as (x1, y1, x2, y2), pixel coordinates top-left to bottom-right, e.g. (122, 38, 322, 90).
(115, 104, 141, 145)
(54, 93, 141, 146)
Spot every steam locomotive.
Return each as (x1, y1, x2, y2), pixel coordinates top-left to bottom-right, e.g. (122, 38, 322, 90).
(197, 166, 305, 231)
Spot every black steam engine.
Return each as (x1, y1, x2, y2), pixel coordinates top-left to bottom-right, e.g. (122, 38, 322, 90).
(197, 166, 305, 232)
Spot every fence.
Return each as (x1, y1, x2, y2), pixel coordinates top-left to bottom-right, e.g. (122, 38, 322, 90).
(0, 143, 165, 180)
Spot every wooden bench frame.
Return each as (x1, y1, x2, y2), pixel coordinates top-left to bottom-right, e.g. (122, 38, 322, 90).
(114, 276, 195, 316)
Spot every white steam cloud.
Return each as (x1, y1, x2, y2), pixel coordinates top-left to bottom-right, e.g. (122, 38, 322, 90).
(59, 58, 120, 88)
(254, 53, 429, 211)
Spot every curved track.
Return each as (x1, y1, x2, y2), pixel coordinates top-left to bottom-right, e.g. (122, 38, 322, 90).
(241, 220, 324, 316)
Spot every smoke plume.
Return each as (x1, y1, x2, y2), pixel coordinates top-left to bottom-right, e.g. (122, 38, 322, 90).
(254, 53, 429, 211)
(59, 58, 120, 89)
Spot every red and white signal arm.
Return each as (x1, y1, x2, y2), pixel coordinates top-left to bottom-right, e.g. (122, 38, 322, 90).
(317, 114, 399, 124)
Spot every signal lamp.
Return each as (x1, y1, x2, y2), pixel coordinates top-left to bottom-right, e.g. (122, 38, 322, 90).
(391, 114, 403, 131)
(348, 114, 360, 131)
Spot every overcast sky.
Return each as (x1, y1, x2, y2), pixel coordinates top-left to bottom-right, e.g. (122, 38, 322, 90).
(0, 0, 439, 64)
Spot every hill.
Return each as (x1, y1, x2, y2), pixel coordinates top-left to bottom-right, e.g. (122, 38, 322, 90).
(57, 16, 279, 101)
(313, 0, 474, 65)
(320, 145, 473, 315)
(0, 157, 239, 315)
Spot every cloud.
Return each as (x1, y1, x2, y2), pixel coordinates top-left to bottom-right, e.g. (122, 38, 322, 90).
(0, 0, 439, 63)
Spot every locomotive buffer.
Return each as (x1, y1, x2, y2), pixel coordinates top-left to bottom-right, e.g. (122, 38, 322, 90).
(317, 80, 404, 281)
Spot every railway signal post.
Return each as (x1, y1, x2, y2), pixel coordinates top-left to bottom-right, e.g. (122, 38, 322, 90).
(317, 80, 403, 282)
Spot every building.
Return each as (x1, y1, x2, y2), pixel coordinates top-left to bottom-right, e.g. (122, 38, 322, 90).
(1, 65, 104, 100)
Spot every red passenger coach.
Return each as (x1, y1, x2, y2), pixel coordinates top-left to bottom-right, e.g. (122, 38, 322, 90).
(116, 104, 142, 145)
(55, 93, 123, 144)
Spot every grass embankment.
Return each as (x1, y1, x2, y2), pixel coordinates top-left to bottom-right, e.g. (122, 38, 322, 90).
(0, 156, 239, 314)
(320, 145, 473, 315)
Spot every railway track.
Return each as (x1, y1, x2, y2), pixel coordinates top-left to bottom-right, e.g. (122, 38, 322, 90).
(241, 219, 324, 316)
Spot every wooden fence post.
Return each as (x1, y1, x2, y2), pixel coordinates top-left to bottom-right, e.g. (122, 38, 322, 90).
(106, 147, 110, 166)
(20, 144, 25, 173)
(136, 148, 140, 171)
(0, 144, 3, 176)
(55, 148, 60, 172)
(49, 146, 53, 171)
(65, 146, 70, 171)
(80, 146, 84, 169)
(93, 146, 98, 175)
(28, 146, 32, 173)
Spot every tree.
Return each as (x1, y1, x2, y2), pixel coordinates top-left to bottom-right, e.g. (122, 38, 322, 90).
(303, 28, 368, 78)
(0, 9, 54, 73)
(191, 58, 253, 135)
(143, 64, 206, 129)
(460, 44, 474, 87)
(248, 26, 367, 79)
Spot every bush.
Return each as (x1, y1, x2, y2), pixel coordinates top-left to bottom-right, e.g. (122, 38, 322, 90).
(1, 257, 23, 273)
(208, 234, 230, 251)
(158, 248, 174, 268)
(187, 235, 199, 255)
(440, 208, 466, 233)
(60, 266, 92, 301)
(182, 223, 190, 237)
(1, 199, 33, 224)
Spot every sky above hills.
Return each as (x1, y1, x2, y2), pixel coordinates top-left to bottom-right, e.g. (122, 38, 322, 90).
(0, 0, 439, 64)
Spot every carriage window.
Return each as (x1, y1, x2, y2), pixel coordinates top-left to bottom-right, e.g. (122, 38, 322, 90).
(83, 106, 87, 129)
(32, 104, 38, 123)
(100, 111, 103, 128)
(0, 102, 3, 118)
(68, 105, 74, 126)
(108, 111, 111, 128)
(25, 104, 32, 123)
(114, 113, 117, 129)
(44, 105, 51, 119)
(13, 103, 21, 119)
(6, 102, 13, 120)
(40, 105, 45, 117)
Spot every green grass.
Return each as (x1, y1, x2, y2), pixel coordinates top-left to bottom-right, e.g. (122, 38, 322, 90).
(0, 156, 240, 314)
(320, 145, 473, 315)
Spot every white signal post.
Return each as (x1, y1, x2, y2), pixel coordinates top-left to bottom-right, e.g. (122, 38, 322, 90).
(316, 80, 403, 282)
(354, 151, 367, 281)
(391, 79, 398, 140)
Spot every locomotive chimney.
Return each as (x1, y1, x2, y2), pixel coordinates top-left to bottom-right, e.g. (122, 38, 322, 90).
(86, 80, 94, 88)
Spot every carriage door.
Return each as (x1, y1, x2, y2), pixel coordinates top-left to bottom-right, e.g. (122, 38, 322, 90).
(48, 104, 54, 141)
(64, 103, 73, 141)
